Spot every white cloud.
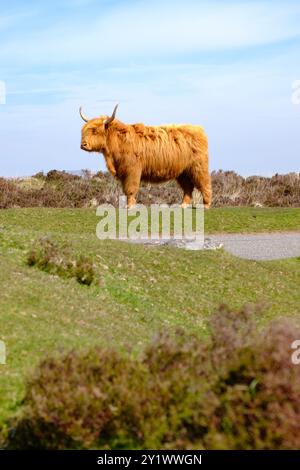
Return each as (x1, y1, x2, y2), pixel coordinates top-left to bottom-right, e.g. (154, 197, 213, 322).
(2, 50, 300, 177)
(1, 1, 300, 176)
(1, 1, 300, 65)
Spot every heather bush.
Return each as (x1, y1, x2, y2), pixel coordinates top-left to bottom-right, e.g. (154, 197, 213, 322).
(207, 318, 300, 450)
(7, 350, 150, 449)
(0, 170, 299, 208)
(6, 305, 300, 449)
(27, 237, 95, 286)
(45, 170, 80, 182)
(32, 171, 45, 180)
(211, 170, 300, 207)
(74, 255, 96, 285)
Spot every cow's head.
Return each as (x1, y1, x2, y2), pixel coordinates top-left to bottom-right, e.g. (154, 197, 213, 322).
(79, 104, 118, 152)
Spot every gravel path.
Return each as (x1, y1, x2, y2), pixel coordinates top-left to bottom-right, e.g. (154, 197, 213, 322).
(209, 232, 300, 260)
(129, 232, 300, 260)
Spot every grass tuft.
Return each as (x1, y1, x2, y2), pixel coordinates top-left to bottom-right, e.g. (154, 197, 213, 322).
(27, 237, 95, 286)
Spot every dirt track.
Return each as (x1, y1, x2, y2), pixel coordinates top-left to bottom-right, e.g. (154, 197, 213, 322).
(129, 232, 300, 260)
(209, 232, 300, 260)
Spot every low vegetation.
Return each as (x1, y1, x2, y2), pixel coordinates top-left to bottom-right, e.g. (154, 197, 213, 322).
(6, 305, 300, 450)
(2, 206, 300, 235)
(27, 237, 95, 286)
(0, 176, 299, 448)
(0, 206, 299, 437)
(0, 170, 299, 208)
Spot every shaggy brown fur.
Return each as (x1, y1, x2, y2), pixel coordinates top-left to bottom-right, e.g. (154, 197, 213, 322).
(80, 107, 211, 208)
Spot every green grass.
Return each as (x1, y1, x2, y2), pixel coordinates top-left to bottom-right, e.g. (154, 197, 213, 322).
(0, 206, 299, 428)
(206, 206, 300, 233)
(0, 206, 299, 236)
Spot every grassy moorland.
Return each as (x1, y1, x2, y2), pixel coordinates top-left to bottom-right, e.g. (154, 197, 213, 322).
(1, 206, 300, 234)
(0, 206, 299, 430)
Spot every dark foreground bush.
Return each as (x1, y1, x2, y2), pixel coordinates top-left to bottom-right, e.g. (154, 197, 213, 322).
(7, 305, 300, 449)
(27, 237, 95, 286)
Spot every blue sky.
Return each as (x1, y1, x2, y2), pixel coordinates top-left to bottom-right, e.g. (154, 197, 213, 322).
(0, 0, 300, 176)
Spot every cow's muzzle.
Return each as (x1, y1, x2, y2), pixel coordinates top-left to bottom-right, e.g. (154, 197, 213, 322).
(81, 142, 90, 151)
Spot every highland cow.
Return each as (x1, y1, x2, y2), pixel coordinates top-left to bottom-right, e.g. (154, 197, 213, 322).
(80, 105, 211, 208)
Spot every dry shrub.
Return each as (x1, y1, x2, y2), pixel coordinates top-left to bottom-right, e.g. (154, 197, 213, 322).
(0, 170, 299, 208)
(32, 172, 45, 180)
(212, 170, 300, 207)
(45, 170, 80, 182)
(6, 305, 300, 449)
(27, 237, 95, 286)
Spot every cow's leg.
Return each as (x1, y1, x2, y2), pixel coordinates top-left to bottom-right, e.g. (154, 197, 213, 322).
(105, 155, 117, 176)
(122, 168, 142, 208)
(190, 162, 212, 209)
(177, 172, 194, 208)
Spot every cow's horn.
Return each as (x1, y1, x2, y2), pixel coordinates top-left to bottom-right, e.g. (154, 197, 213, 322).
(79, 107, 89, 122)
(104, 104, 118, 126)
